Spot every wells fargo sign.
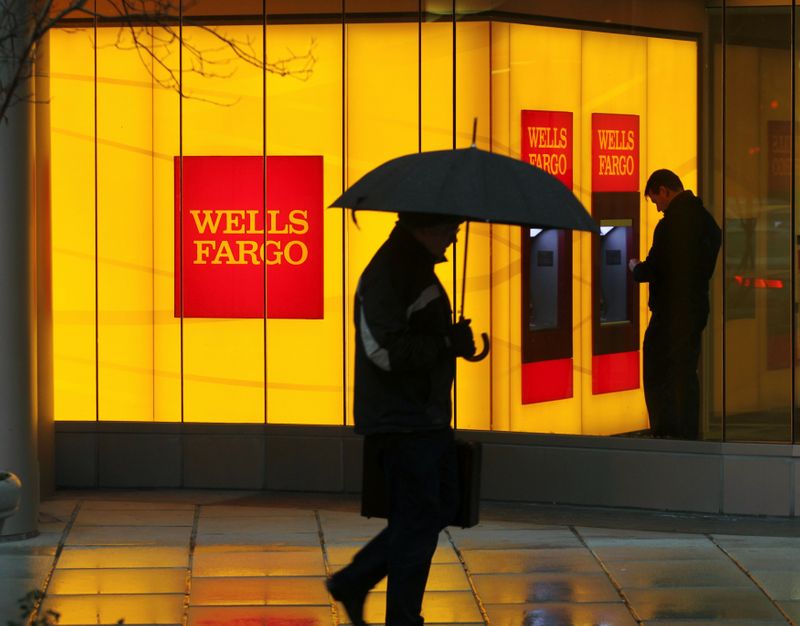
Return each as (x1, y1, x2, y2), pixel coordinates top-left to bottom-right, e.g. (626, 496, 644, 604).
(768, 120, 791, 199)
(174, 155, 324, 319)
(591, 113, 639, 192)
(521, 110, 573, 189)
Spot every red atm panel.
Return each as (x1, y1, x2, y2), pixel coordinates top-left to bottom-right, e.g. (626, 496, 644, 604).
(520, 110, 574, 404)
(591, 113, 640, 394)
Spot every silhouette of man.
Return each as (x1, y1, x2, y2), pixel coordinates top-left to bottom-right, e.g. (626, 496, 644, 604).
(326, 212, 476, 626)
(629, 169, 721, 439)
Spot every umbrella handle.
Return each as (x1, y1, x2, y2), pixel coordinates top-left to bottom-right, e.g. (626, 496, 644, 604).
(463, 332, 490, 362)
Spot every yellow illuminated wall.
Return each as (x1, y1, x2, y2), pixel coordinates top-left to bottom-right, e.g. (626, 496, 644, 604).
(51, 28, 96, 421)
(265, 24, 344, 425)
(345, 22, 423, 426)
(49, 21, 697, 435)
(491, 24, 696, 435)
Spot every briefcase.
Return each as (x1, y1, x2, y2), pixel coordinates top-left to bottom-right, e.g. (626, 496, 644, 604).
(360, 437, 482, 529)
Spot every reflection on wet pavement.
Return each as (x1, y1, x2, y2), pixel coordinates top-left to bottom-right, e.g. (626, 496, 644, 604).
(5, 494, 800, 625)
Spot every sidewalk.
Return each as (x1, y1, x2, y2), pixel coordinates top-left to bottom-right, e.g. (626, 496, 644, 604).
(3, 490, 800, 625)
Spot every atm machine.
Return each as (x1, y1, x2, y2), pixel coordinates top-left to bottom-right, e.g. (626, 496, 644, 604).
(521, 228, 573, 403)
(592, 196, 640, 394)
(591, 113, 641, 394)
(520, 110, 575, 404)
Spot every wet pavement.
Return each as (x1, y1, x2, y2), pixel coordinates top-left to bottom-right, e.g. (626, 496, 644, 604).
(4, 490, 800, 625)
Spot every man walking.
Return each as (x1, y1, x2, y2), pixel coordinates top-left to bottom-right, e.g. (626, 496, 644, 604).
(629, 169, 721, 439)
(326, 211, 476, 625)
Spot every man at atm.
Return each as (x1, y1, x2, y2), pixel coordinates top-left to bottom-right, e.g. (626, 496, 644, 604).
(628, 169, 721, 439)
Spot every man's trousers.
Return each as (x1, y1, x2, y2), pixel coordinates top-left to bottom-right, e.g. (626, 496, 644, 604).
(331, 428, 458, 625)
(643, 317, 703, 439)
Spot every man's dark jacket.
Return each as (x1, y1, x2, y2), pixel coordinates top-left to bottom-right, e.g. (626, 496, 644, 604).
(353, 224, 455, 435)
(632, 190, 721, 331)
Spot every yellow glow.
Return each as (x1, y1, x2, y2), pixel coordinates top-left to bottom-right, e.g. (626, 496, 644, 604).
(577, 31, 649, 434)
(264, 25, 344, 425)
(453, 22, 492, 431)
(180, 26, 265, 423)
(50, 21, 697, 435)
(50, 28, 96, 421)
(345, 23, 420, 426)
(152, 39, 182, 424)
(505, 24, 584, 435)
(96, 28, 157, 421)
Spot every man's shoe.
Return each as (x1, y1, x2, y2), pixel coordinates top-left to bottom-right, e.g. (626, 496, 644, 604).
(325, 577, 368, 626)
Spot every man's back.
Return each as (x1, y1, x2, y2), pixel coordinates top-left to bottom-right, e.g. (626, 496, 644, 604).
(636, 190, 721, 325)
(353, 224, 455, 435)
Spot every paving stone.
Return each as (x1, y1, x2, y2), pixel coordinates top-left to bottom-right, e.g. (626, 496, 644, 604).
(447, 527, 582, 550)
(201, 505, 311, 518)
(462, 548, 601, 574)
(57, 546, 189, 569)
(712, 535, 800, 549)
(48, 568, 186, 595)
(187, 605, 331, 626)
(358, 590, 482, 624)
(776, 600, 800, 623)
(580, 533, 714, 549)
(625, 587, 785, 621)
(589, 545, 729, 563)
(605, 559, 752, 588)
(80, 500, 194, 511)
(485, 602, 637, 626)
(577, 527, 708, 541)
(326, 543, 458, 566)
(195, 531, 322, 548)
(472, 572, 619, 603)
(0, 554, 54, 580)
(370, 564, 470, 592)
(39, 500, 80, 519)
(193, 549, 326, 577)
(748, 570, 800, 601)
(189, 576, 329, 606)
(74, 510, 195, 527)
(642, 621, 787, 625)
(197, 515, 319, 534)
(40, 594, 184, 625)
(24, 494, 800, 626)
(719, 546, 800, 570)
(0, 533, 62, 552)
(66, 526, 192, 547)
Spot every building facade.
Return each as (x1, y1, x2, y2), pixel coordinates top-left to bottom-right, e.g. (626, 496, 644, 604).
(2, 0, 800, 536)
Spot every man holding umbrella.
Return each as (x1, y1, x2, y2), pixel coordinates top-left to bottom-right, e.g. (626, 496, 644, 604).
(326, 211, 477, 626)
(327, 135, 598, 624)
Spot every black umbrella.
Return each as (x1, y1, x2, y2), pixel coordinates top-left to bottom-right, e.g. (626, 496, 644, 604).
(331, 126, 598, 360)
(331, 148, 597, 232)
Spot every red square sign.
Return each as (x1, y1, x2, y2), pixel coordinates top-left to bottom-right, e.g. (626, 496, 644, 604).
(591, 113, 639, 192)
(521, 110, 573, 190)
(174, 155, 324, 319)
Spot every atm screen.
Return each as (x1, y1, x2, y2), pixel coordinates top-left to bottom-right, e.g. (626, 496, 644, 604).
(528, 228, 559, 330)
(599, 219, 632, 325)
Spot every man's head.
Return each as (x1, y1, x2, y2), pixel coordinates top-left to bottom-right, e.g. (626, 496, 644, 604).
(398, 212, 463, 258)
(644, 169, 684, 213)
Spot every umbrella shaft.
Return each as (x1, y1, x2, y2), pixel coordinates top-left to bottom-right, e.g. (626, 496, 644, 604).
(459, 221, 470, 321)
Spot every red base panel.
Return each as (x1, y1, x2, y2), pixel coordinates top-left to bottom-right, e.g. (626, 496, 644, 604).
(592, 351, 640, 394)
(521, 358, 573, 404)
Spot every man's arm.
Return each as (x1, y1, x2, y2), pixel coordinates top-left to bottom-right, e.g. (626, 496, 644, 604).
(356, 273, 449, 373)
(631, 221, 666, 283)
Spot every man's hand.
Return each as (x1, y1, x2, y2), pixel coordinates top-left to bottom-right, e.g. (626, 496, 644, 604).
(449, 318, 476, 358)
(628, 258, 640, 272)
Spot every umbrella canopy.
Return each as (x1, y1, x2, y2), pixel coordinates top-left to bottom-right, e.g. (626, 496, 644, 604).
(330, 146, 598, 234)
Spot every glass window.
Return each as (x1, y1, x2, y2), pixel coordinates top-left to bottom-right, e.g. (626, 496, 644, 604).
(722, 5, 793, 443)
(48, 5, 710, 441)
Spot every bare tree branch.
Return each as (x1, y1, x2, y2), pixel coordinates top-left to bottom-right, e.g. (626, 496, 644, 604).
(0, 0, 317, 123)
